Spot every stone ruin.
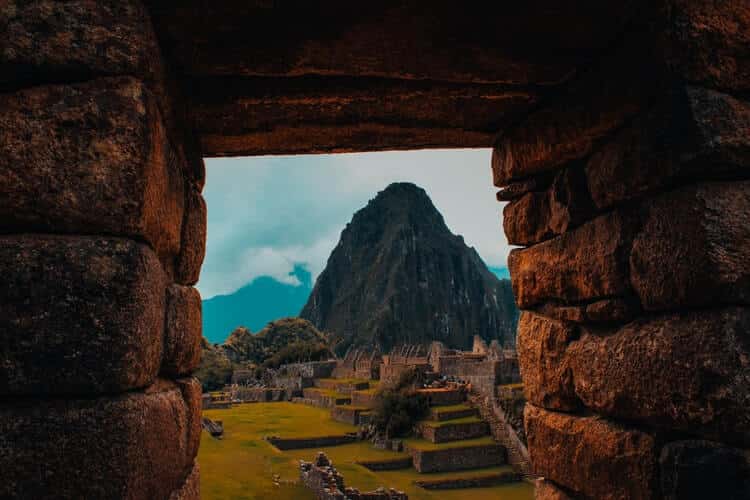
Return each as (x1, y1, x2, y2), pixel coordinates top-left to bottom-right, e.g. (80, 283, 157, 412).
(201, 418, 224, 439)
(1, 1, 748, 499)
(300, 452, 408, 500)
(333, 347, 382, 380)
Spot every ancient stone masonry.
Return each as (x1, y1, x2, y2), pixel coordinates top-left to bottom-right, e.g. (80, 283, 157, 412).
(497, 3, 750, 498)
(300, 452, 408, 500)
(0, 1, 205, 497)
(4, 0, 749, 498)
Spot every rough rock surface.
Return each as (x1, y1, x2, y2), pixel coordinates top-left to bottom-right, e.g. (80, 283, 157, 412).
(659, 440, 750, 500)
(665, 0, 750, 93)
(0, 236, 165, 395)
(0, 77, 185, 267)
(585, 85, 750, 210)
(301, 182, 518, 351)
(503, 164, 595, 246)
(570, 308, 750, 446)
(169, 461, 201, 500)
(176, 188, 207, 285)
(517, 312, 580, 411)
(0, 378, 201, 500)
(163, 285, 203, 376)
(508, 210, 635, 309)
(630, 181, 750, 311)
(525, 404, 657, 500)
(0, 0, 164, 88)
(535, 479, 574, 500)
(492, 37, 659, 185)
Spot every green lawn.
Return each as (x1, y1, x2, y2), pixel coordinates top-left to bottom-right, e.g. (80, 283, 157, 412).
(199, 402, 533, 500)
(316, 377, 372, 386)
(404, 435, 497, 451)
(431, 403, 473, 414)
(305, 387, 350, 399)
(419, 416, 484, 428)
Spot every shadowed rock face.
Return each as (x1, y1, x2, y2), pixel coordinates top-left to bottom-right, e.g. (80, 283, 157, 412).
(301, 182, 518, 352)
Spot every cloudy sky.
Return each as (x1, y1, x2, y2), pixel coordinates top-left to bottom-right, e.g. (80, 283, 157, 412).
(198, 149, 512, 299)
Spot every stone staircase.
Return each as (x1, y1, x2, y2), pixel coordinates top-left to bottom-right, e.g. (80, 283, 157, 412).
(467, 392, 535, 480)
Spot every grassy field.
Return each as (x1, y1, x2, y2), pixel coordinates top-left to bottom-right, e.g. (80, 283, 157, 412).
(200, 402, 533, 500)
(419, 416, 484, 428)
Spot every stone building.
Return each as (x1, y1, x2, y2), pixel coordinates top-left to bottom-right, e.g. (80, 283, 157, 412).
(332, 348, 382, 380)
(1, 1, 748, 499)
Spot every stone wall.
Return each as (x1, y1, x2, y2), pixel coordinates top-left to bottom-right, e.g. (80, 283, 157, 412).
(267, 435, 357, 451)
(331, 406, 370, 425)
(0, 1, 204, 497)
(497, 3, 750, 498)
(410, 443, 507, 473)
(3, 1, 748, 498)
(278, 360, 338, 379)
(417, 387, 465, 406)
(232, 387, 289, 402)
(351, 390, 378, 408)
(417, 420, 489, 444)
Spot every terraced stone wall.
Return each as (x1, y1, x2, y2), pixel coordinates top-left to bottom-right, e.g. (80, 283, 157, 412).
(497, 2, 750, 498)
(0, 1, 205, 497)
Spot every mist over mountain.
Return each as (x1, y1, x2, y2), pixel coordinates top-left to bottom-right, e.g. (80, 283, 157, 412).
(301, 182, 519, 352)
(202, 265, 313, 344)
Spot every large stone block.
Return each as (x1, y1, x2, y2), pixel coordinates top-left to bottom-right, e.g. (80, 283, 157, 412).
(535, 479, 574, 500)
(570, 308, 750, 446)
(0, 235, 166, 396)
(525, 404, 657, 500)
(660, 440, 750, 500)
(630, 182, 750, 311)
(0, 0, 163, 87)
(0, 378, 201, 499)
(504, 164, 595, 246)
(586, 86, 750, 210)
(169, 461, 200, 500)
(508, 210, 635, 309)
(517, 312, 580, 411)
(492, 37, 658, 185)
(176, 377, 203, 465)
(162, 285, 203, 376)
(666, 0, 750, 93)
(176, 188, 207, 285)
(0, 77, 185, 268)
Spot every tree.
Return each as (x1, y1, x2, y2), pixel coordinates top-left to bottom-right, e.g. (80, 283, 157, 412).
(370, 367, 428, 439)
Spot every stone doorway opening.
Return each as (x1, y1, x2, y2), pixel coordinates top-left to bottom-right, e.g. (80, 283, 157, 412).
(1, 1, 748, 499)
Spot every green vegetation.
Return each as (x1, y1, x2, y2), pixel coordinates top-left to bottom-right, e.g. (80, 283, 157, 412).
(316, 377, 371, 386)
(419, 416, 484, 428)
(307, 387, 349, 399)
(371, 368, 429, 439)
(199, 402, 534, 500)
(196, 318, 334, 391)
(432, 404, 473, 414)
(404, 436, 497, 451)
(194, 338, 234, 391)
(223, 318, 332, 365)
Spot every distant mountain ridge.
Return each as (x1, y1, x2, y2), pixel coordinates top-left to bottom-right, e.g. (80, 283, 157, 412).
(202, 265, 313, 344)
(490, 266, 510, 280)
(300, 182, 519, 352)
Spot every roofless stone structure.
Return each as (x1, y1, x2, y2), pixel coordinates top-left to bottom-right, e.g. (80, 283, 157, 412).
(0, 1, 748, 498)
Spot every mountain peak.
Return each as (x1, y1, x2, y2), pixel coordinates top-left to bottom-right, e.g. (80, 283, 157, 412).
(301, 183, 518, 352)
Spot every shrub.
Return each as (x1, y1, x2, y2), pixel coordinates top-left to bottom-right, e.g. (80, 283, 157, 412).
(261, 341, 334, 369)
(370, 367, 428, 439)
(194, 340, 235, 391)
